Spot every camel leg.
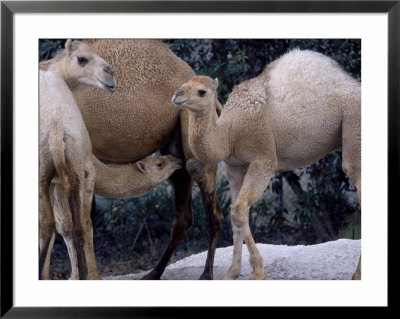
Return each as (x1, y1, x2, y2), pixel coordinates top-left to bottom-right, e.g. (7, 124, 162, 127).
(81, 162, 101, 280)
(141, 167, 193, 279)
(42, 183, 58, 280)
(223, 164, 246, 280)
(342, 108, 361, 280)
(224, 160, 274, 280)
(39, 183, 56, 280)
(352, 257, 361, 280)
(186, 161, 224, 280)
(52, 182, 80, 280)
(68, 183, 88, 280)
(41, 231, 55, 280)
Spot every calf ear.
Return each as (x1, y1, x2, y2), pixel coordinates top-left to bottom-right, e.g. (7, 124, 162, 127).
(136, 161, 147, 173)
(214, 78, 219, 89)
(65, 39, 73, 55)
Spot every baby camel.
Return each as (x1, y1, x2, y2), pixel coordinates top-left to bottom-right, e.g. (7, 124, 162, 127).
(172, 49, 361, 280)
(39, 39, 116, 280)
(43, 154, 181, 280)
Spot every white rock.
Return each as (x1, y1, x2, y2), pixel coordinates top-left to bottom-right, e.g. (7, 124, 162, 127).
(103, 239, 360, 280)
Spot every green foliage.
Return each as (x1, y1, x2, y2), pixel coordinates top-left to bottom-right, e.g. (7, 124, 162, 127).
(39, 39, 65, 61)
(92, 185, 175, 262)
(292, 152, 361, 243)
(164, 39, 360, 103)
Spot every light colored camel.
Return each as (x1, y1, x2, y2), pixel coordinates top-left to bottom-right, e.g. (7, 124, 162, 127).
(172, 49, 361, 280)
(43, 155, 182, 280)
(39, 39, 116, 280)
(40, 39, 223, 280)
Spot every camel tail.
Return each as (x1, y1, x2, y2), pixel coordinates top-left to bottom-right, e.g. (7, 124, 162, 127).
(49, 129, 71, 196)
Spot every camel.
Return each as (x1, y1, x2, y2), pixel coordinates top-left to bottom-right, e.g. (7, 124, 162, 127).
(43, 155, 182, 280)
(172, 49, 361, 280)
(39, 39, 116, 280)
(40, 39, 223, 280)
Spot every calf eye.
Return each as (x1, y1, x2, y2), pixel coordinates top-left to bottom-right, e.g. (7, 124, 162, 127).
(157, 162, 164, 169)
(198, 89, 206, 97)
(77, 56, 88, 66)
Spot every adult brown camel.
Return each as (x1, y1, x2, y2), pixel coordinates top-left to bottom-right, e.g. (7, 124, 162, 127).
(40, 39, 223, 280)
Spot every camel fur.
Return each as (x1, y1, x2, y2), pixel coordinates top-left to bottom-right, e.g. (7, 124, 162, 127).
(39, 39, 116, 280)
(44, 155, 182, 280)
(172, 49, 361, 280)
(40, 39, 223, 280)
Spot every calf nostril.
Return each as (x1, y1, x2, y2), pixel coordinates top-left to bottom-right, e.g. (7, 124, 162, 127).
(103, 66, 113, 75)
(175, 89, 184, 97)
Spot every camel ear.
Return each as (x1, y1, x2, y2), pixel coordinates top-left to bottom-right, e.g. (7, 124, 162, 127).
(65, 39, 74, 55)
(136, 161, 147, 173)
(214, 78, 219, 89)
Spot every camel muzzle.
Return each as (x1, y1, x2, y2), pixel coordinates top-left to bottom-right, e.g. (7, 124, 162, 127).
(100, 76, 116, 93)
(171, 94, 187, 107)
(166, 155, 182, 169)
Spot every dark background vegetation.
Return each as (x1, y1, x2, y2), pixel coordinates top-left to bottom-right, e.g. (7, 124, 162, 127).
(40, 39, 361, 279)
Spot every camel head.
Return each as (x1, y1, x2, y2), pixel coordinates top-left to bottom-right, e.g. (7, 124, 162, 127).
(136, 155, 182, 184)
(172, 76, 219, 113)
(59, 39, 116, 92)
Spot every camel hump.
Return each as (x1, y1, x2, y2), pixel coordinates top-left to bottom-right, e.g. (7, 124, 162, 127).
(226, 49, 358, 113)
(86, 39, 194, 86)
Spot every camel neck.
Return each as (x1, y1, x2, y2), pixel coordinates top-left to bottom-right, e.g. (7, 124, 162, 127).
(48, 60, 79, 91)
(188, 104, 231, 164)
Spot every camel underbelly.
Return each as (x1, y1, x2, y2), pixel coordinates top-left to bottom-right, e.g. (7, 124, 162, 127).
(84, 107, 179, 163)
(275, 113, 342, 172)
(276, 143, 340, 172)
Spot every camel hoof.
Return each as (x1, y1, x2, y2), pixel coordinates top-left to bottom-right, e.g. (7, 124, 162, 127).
(250, 268, 267, 280)
(352, 272, 361, 280)
(223, 270, 240, 280)
(199, 271, 213, 280)
(69, 273, 79, 280)
(140, 270, 161, 280)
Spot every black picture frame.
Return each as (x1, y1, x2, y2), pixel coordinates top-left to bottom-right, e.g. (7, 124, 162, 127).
(1, 0, 395, 317)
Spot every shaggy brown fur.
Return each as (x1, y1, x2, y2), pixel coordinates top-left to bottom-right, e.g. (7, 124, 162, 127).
(172, 49, 361, 280)
(40, 39, 223, 280)
(39, 40, 116, 280)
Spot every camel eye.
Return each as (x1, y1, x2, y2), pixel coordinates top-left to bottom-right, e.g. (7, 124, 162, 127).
(156, 162, 164, 169)
(77, 56, 88, 66)
(198, 89, 206, 97)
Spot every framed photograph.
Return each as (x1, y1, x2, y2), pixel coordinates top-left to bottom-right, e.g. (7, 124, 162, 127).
(1, 0, 395, 317)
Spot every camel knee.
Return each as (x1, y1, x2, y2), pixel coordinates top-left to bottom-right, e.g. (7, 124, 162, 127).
(208, 208, 223, 234)
(183, 213, 194, 230)
(231, 203, 248, 229)
(57, 221, 73, 242)
(172, 212, 193, 233)
(186, 161, 204, 183)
